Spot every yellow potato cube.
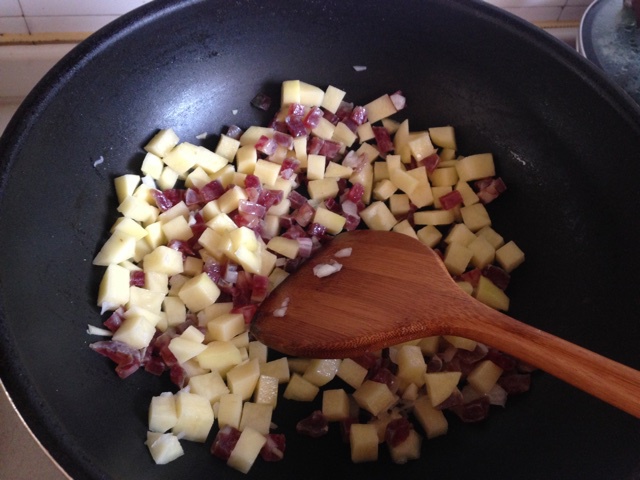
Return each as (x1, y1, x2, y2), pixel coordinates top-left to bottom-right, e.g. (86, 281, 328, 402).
(353, 380, 397, 416)
(467, 360, 504, 394)
(161, 215, 193, 242)
(215, 134, 241, 161)
(259, 357, 291, 384)
(322, 388, 350, 421)
(476, 226, 505, 249)
(188, 371, 230, 404)
(332, 121, 357, 148)
(364, 94, 397, 123)
(253, 375, 279, 408)
(396, 345, 427, 387)
(266, 236, 300, 259)
(325, 161, 353, 179)
(144, 128, 179, 157)
(406, 166, 433, 208)
(392, 219, 418, 239)
(149, 392, 177, 433)
(359, 201, 397, 231)
(157, 166, 179, 190)
(350, 423, 379, 463)
(283, 373, 319, 402)
(168, 337, 208, 364)
(408, 132, 436, 161)
(468, 236, 496, 269)
(416, 225, 443, 248)
(372, 179, 397, 201)
(430, 167, 459, 187)
(443, 242, 473, 276)
(140, 152, 164, 180)
(413, 209, 455, 226)
(357, 122, 375, 143)
(178, 272, 221, 312)
(455, 153, 495, 182)
(196, 341, 243, 375)
(217, 185, 248, 214)
(226, 358, 261, 401)
(218, 393, 243, 429)
(114, 174, 141, 204)
(235, 145, 258, 174)
(321, 85, 346, 113)
(443, 335, 477, 351)
(312, 207, 346, 235)
(311, 117, 336, 140)
(93, 230, 137, 266)
(281, 79, 301, 106)
(306, 154, 326, 180)
(307, 177, 339, 201)
(348, 162, 373, 204)
(424, 371, 462, 407)
(248, 341, 268, 363)
(207, 312, 246, 342)
(496, 240, 525, 272)
(145, 432, 184, 465)
(455, 179, 480, 206)
(299, 81, 324, 106)
(460, 203, 492, 232)
(303, 359, 342, 386)
(413, 395, 448, 439)
(112, 314, 156, 349)
(253, 159, 281, 186)
(239, 402, 273, 434)
(227, 427, 266, 474)
(336, 358, 368, 389)
(445, 223, 476, 246)
(172, 391, 214, 443)
(429, 125, 457, 150)
(97, 263, 130, 312)
(143, 245, 184, 276)
(474, 275, 510, 311)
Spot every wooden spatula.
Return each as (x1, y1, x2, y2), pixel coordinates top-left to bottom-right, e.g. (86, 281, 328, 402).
(251, 230, 640, 418)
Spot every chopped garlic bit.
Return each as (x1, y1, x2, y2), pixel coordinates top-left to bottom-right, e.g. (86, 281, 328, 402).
(273, 297, 290, 317)
(87, 324, 113, 336)
(334, 247, 353, 258)
(93, 156, 104, 167)
(353, 65, 367, 72)
(232, 109, 238, 115)
(313, 260, 343, 278)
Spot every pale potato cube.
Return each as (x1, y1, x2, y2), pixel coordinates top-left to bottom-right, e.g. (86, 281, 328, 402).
(161, 142, 198, 175)
(114, 174, 141, 204)
(287, 358, 311, 374)
(418, 336, 441, 356)
(476, 226, 505, 249)
(172, 391, 214, 442)
(157, 166, 180, 190)
(163, 296, 186, 327)
(474, 275, 509, 311)
(393, 119, 411, 163)
(373, 161, 390, 182)
(428, 125, 456, 150)
(196, 341, 243, 375)
(230, 331, 250, 349)
(336, 358, 368, 389)
(307, 177, 339, 201)
(253, 159, 281, 186)
(468, 236, 496, 269)
(217, 393, 243, 429)
(413, 209, 455, 226)
(307, 154, 326, 180)
(332, 122, 358, 148)
(112, 314, 156, 349)
(226, 358, 260, 401)
(140, 152, 164, 180)
(368, 410, 402, 443)
(111, 216, 148, 240)
(396, 345, 427, 387)
(467, 360, 504, 394)
(424, 371, 462, 407)
(206, 213, 237, 234)
(127, 286, 165, 313)
(406, 166, 433, 208)
(267, 267, 290, 295)
(322, 388, 350, 421)
(364, 94, 397, 123)
(266, 236, 300, 259)
(432, 186, 452, 209)
(321, 85, 346, 113)
(455, 179, 480, 206)
(146, 432, 184, 465)
(144, 222, 166, 249)
(388, 429, 422, 464)
(299, 81, 324, 106)
(373, 179, 397, 201)
(312, 207, 346, 235)
(235, 145, 258, 174)
(445, 223, 476, 246)
(253, 375, 279, 408)
(281, 79, 301, 106)
(168, 337, 208, 364)
(312, 117, 336, 140)
(248, 341, 268, 364)
(217, 185, 248, 214)
(389, 194, 411, 217)
(259, 357, 290, 384)
(359, 201, 397, 231)
(188, 371, 230, 404)
(413, 395, 448, 439)
(161, 215, 193, 242)
(443, 335, 477, 351)
(350, 424, 379, 463)
(496, 240, 525, 272)
(145, 128, 179, 157)
(392, 219, 418, 239)
(185, 166, 212, 190)
(460, 203, 492, 232)
(430, 167, 459, 187)
(349, 162, 373, 204)
(293, 136, 308, 167)
(93, 230, 137, 266)
(215, 134, 241, 161)
(178, 273, 221, 312)
(283, 373, 319, 401)
(443, 242, 473, 276)
(183, 256, 203, 277)
(390, 170, 419, 196)
(325, 160, 353, 179)
(149, 392, 177, 433)
(157, 200, 189, 224)
(353, 380, 397, 416)
(239, 401, 273, 434)
(455, 153, 495, 182)
(416, 225, 443, 248)
(302, 359, 342, 387)
(143, 245, 184, 276)
(97, 263, 130, 312)
(408, 132, 436, 161)
(227, 427, 266, 474)
(207, 312, 245, 342)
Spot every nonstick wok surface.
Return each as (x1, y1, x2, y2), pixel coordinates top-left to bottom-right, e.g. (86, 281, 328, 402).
(1, 0, 640, 479)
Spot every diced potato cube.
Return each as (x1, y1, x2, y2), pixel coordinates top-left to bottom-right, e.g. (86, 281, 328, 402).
(445, 223, 476, 246)
(413, 395, 448, 439)
(424, 371, 462, 407)
(349, 163, 373, 204)
(302, 359, 341, 387)
(114, 174, 141, 204)
(207, 312, 245, 342)
(188, 371, 230, 404)
(227, 427, 266, 474)
(373, 178, 397, 201)
(239, 402, 273, 434)
(428, 126, 456, 150)
(149, 392, 177, 433)
(217, 185, 248, 214)
(392, 219, 418, 239)
(416, 225, 443, 248)
(495, 240, 525, 272)
(196, 341, 243, 375)
(287, 358, 311, 374)
(455, 179, 480, 206)
(146, 432, 184, 465)
(127, 286, 165, 313)
(322, 388, 350, 421)
(306, 154, 326, 180)
(388, 429, 422, 464)
(418, 336, 440, 356)
(332, 122, 357, 148)
(408, 132, 436, 161)
(283, 373, 319, 401)
(443, 243, 473, 276)
(350, 424, 379, 463)
(299, 81, 324, 106)
(443, 335, 477, 351)
(143, 245, 184, 276)
(413, 210, 455, 226)
(172, 391, 214, 442)
(396, 345, 427, 387)
(112, 314, 156, 349)
(359, 201, 397, 231)
(215, 134, 241, 161)
(468, 236, 496, 269)
(93, 230, 137, 266)
(336, 358, 368, 389)
(178, 273, 221, 312)
(248, 341, 268, 364)
(157, 166, 180, 190)
(460, 203, 492, 232)
(324, 160, 353, 179)
(430, 167, 459, 187)
(467, 360, 504, 394)
(168, 337, 207, 364)
(97, 263, 130, 312)
(455, 153, 495, 182)
(145, 128, 179, 157)
(260, 357, 290, 384)
(389, 194, 411, 217)
(476, 226, 505, 249)
(226, 358, 260, 401)
(253, 159, 281, 186)
(353, 380, 397, 416)
(163, 296, 186, 327)
(364, 94, 397, 123)
(307, 177, 339, 201)
(253, 375, 279, 408)
(406, 166, 433, 208)
(281, 80, 301, 106)
(312, 207, 346, 235)
(266, 236, 300, 259)
(474, 275, 510, 310)
(218, 393, 243, 429)
(321, 85, 346, 113)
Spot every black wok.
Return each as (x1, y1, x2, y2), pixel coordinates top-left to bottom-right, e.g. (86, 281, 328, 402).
(1, 0, 639, 478)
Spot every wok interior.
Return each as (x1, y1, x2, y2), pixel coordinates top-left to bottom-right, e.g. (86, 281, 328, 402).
(0, 0, 639, 478)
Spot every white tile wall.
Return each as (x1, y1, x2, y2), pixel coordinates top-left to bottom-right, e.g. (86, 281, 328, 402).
(0, 0, 592, 35)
